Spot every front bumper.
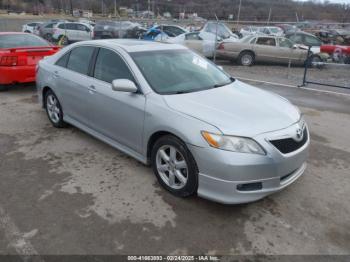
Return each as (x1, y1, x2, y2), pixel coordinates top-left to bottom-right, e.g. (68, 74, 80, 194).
(0, 66, 36, 85)
(188, 122, 309, 204)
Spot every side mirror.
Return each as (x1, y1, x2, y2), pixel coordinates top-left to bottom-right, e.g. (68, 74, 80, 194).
(292, 44, 298, 49)
(112, 79, 138, 93)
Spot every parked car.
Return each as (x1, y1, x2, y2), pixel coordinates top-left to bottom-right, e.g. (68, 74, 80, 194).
(36, 39, 309, 204)
(276, 24, 299, 34)
(256, 26, 284, 36)
(202, 21, 239, 41)
(94, 21, 146, 39)
(37, 22, 60, 41)
(22, 22, 43, 33)
(52, 22, 94, 44)
(216, 35, 309, 66)
(143, 25, 188, 41)
(0, 32, 59, 91)
(165, 31, 221, 58)
(320, 45, 350, 63)
(239, 26, 260, 38)
(285, 32, 322, 54)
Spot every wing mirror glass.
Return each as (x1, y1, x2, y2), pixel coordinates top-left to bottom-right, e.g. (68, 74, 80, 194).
(112, 79, 138, 93)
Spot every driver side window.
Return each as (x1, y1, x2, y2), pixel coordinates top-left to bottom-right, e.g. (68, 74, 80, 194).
(93, 48, 134, 84)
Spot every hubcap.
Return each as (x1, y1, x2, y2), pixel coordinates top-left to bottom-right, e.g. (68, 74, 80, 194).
(242, 54, 252, 66)
(46, 94, 60, 124)
(156, 145, 188, 190)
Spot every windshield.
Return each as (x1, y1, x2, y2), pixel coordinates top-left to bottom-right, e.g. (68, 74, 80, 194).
(269, 28, 280, 34)
(0, 34, 50, 48)
(131, 49, 233, 94)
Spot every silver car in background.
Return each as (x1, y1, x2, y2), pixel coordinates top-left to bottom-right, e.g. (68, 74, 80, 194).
(36, 40, 309, 204)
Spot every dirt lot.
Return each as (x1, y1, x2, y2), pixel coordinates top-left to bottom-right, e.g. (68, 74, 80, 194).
(0, 63, 350, 259)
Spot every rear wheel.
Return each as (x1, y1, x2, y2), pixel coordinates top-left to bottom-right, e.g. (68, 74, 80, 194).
(45, 90, 67, 128)
(238, 51, 255, 66)
(151, 135, 198, 198)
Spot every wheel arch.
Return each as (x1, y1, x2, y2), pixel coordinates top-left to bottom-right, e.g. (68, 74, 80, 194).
(42, 86, 53, 108)
(239, 49, 256, 58)
(146, 131, 185, 164)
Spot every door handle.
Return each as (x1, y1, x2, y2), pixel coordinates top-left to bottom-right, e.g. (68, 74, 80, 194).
(88, 85, 96, 93)
(53, 71, 59, 78)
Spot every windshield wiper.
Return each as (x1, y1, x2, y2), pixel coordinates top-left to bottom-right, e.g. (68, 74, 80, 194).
(213, 77, 235, 88)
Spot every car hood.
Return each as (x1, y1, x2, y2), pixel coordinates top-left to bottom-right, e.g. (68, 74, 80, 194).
(163, 81, 300, 137)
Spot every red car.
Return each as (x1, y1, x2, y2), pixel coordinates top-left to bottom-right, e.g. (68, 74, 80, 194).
(0, 32, 59, 91)
(320, 45, 350, 55)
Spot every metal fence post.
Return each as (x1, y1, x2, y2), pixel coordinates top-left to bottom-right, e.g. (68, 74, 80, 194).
(300, 46, 312, 87)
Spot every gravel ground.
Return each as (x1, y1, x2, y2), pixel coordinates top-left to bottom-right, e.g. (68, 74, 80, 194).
(0, 78, 349, 258)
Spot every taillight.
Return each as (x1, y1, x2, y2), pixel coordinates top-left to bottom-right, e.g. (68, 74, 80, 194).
(218, 43, 225, 50)
(0, 56, 18, 66)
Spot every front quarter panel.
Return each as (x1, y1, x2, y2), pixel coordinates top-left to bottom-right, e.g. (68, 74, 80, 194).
(143, 93, 220, 157)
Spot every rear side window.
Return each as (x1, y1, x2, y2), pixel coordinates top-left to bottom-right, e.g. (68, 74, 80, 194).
(0, 34, 49, 48)
(56, 52, 70, 68)
(45, 23, 55, 28)
(67, 46, 95, 75)
(94, 48, 134, 83)
(256, 37, 276, 46)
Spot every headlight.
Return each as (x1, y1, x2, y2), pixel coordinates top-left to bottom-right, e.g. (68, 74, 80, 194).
(201, 131, 265, 155)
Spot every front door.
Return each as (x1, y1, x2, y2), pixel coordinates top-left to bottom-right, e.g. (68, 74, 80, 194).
(88, 48, 146, 153)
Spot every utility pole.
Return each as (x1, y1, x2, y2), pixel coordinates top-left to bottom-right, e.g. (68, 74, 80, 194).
(114, 0, 117, 17)
(267, 7, 272, 25)
(236, 0, 241, 25)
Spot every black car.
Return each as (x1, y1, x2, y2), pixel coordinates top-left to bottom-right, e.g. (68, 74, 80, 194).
(93, 21, 146, 39)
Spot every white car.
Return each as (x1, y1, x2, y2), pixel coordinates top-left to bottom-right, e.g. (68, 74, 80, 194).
(240, 26, 262, 38)
(257, 26, 284, 37)
(202, 21, 239, 42)
(22, 22, 43, 34)
(165, 31, 221, 58)
(52, 22, 94, 44)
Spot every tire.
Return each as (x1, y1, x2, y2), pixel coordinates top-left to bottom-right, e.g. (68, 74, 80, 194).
(45, 90, 67, 128)
(238, 51, 255, 66)
(151, 135, 198, 198)
(0, 85, 10, 92)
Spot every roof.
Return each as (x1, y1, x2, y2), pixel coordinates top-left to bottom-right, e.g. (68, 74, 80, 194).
(77, 39, 187, 53)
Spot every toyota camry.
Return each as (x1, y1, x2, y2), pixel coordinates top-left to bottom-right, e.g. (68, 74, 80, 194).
(36, 40, 309, 204)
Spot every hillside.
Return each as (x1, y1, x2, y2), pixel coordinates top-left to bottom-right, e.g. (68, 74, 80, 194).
(0, 0, 349, 22)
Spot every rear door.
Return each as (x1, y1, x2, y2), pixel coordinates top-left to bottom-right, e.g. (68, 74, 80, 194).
(76, 24, 92, 40)
(54, 46, 96, 127)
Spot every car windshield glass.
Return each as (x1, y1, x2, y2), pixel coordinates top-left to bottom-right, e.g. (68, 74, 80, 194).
(270, 28, 280, 33)
(0, 34, 50, 48)
(131, 49, 233, 94)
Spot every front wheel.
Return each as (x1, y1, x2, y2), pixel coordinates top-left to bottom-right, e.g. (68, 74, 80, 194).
(45, 90, 67, 128)
(151, 135, 198, 197)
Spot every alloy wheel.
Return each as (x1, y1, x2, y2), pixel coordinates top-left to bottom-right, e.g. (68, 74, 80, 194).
(156, 145, 188, 190)
(46, 94, 61, 124)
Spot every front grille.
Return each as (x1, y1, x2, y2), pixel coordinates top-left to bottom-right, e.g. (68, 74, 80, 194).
(270, 128, 308, 154)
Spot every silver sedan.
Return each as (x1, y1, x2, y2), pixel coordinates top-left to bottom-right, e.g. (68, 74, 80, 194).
(36, 40, 309, 204)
